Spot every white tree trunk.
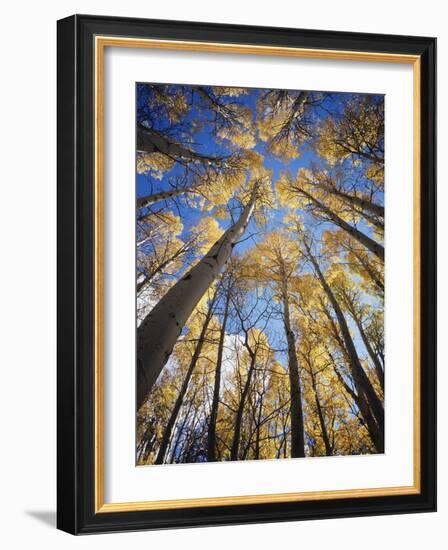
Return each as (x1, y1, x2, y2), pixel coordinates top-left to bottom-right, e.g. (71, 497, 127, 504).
(299, 187, 384, 261)
(137, 188, 257, 410)
(137, 126, 217, 163)
(321, 184, 384, 218)
(137, 187, 197, 209)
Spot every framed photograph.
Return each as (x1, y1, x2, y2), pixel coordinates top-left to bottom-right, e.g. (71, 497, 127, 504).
(57, 14, 436, 534)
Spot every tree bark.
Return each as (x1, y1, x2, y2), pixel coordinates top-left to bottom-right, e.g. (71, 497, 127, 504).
(305, 242, 384, 450)
(253, 393, 264, 460)
(137, 247, 186, 295)
(137, 125, 219, 163)
(349, 247, 384, 292)
(323, 314, 383, 452)
(332, 138, 384, 165)
(137, 187, 257, 410)
(309, 367, 332, 456)
(196, 87, 241, 126)
(324, 185, 384, 219)
(154, 288, 218, 464)
(207, 285, 231, 461)
(137, 187, 197, 209)
(281, 277, 306, 458)
(230, 351, 257, 461)
(337, 369, 383, 451)
(298, 187, 384, 261)
(275, 91, 310, 138)
(342, 293, 385, 392)
(168, 397, 196, 463)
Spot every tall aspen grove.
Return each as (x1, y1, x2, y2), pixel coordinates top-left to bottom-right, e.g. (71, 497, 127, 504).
(136, 83, 384, 464)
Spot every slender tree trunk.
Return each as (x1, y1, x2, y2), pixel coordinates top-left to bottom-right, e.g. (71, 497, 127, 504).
(349, 247, 384, 292)
(281, 278, 306, 458)
(137, 419, 157, 463)
(254, 395, 264, 460)
(324, 317, 383, 452)
(137, 125, 220, 163)
(305, 242, 384, 449)
(137, 253, 183, 295)
(278, 92, 310, 134)
(355, 208, 384, 231)
(298, 188, 384, 261)
(136, 273, 150, 295)
(230, 352, 257, 461)
(333, 140, 384, 165)
(343, 293, 385, 391)
(154, 288, 218, 464)
(324, 185, 384, 219)
(169, 399, 192, 463)
(169, 394, 198, 463)
(137, 187, 197, 209)
(179, 409, 201, 463)
(309, 367, 332, 456)
(137, 242, 190, 295)
(207, 286, 231, 461)
(137, 187, 257, 410)
(196, 87, 240, 125)
(331, 358, 383, 452)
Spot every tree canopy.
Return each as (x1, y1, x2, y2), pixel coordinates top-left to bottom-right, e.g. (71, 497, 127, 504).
(136, 83, 384, 464)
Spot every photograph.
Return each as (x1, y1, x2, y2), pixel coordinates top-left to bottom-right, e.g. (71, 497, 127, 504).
(135, 83, 385, 465)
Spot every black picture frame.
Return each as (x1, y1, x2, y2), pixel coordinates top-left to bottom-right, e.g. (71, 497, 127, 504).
(57, 14, 436, 534)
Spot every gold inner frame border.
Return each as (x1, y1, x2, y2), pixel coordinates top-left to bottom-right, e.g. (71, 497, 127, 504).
(94, 35, 421, 513)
